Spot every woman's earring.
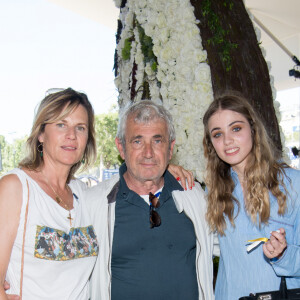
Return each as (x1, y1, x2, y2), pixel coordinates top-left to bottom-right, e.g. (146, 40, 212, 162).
(81, 157, 85, 164)
(37, 143, 43, 157)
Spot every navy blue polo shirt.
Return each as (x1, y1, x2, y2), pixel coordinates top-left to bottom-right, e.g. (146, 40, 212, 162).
(111, 164, 198, 300)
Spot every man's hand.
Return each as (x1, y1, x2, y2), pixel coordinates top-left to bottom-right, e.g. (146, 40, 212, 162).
(168, 164, 194, 190)
(3, 281, 20, 300)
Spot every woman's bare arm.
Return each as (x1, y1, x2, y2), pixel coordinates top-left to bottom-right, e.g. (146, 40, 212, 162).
(0, 175, 22, 300)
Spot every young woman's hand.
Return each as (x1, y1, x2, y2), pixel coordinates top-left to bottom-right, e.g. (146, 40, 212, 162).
(168, 164, 194, 190)
(263, 228, 287, 259)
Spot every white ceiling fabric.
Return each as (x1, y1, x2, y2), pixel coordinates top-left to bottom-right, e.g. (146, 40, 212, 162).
(47, 0, 300, 91)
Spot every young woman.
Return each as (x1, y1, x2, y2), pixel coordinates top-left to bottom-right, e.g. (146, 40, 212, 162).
(203, 94, 300, 299)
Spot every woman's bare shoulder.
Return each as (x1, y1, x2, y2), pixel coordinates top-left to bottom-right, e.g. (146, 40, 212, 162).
(0, 173, 23, 205)
(0, 173, 22, 188)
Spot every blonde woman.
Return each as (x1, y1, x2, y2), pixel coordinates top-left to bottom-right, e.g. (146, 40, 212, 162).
(203, 95, 300, 299)
(0, 88, 98, 299)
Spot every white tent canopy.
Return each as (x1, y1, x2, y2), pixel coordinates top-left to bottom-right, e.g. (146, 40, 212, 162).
(245, 0, 300, 91)
(47, 0, 300, 91)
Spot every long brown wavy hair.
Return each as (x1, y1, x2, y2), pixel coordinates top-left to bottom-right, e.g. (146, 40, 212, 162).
(19, 88, 96, 182)
(203, 94, 288, 235)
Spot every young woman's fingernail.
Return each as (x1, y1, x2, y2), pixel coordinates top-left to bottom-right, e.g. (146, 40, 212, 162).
(176, 177, 180, 181)
(185, 187, 187, 190)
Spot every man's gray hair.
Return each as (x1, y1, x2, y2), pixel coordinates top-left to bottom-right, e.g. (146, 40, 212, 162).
(116, 100, 176, 147)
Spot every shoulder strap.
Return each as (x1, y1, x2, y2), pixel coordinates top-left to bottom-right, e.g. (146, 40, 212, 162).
(20, 179, 29, 299)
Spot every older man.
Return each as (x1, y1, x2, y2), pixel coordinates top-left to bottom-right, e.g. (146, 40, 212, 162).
(87, 101, 216, 300)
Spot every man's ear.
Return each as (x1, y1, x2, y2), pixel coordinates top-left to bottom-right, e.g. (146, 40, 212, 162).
(115, 138, 125, 160)
(168, 140, 176, 160)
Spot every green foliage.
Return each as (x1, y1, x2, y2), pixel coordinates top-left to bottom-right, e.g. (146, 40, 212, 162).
(122, 38, 132, 60)
(202, 0, 238, 71)
(137, 22, 158, 71)
(213, 256, 219, 288)
(223, 0, 233, 10)
(0, 135, 27, 175)
(284, 131, 299, 146)
(94, 109, 120, 169)
(151, 61, 157, 72)
(119, 16, 160, 100)
(213, 256, 219, 268)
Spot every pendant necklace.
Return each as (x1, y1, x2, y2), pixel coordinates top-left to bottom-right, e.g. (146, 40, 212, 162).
(43, 174, 73, 226)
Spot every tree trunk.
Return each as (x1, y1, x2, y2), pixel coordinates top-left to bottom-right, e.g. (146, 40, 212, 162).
(191, 0, 282, 151)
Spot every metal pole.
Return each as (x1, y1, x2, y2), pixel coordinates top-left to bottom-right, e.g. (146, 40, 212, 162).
(253, 16, 300, 66)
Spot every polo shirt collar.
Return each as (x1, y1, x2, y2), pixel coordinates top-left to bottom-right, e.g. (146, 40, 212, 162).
(118, 163, 183, 208)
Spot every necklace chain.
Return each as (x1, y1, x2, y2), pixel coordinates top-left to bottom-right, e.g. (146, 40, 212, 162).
(43, 173, 73, 226)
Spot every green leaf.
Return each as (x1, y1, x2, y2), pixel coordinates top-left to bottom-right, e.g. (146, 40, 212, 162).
(122, 38, 132, 61)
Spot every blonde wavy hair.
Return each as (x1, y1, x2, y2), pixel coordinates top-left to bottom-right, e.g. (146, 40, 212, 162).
(203, 94, 289, 235)
(19, 88, 96, 182)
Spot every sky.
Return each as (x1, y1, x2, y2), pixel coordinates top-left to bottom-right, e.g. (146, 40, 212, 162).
(0, 0, 118, 143)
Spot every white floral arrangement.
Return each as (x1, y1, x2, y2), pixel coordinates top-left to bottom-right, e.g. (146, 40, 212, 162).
(114, 0, 214, 181)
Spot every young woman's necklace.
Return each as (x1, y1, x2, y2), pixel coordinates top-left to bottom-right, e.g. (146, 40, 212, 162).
(43, 174, 73, 226)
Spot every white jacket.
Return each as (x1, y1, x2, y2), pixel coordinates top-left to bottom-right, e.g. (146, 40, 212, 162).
(86, 174, 217, 300)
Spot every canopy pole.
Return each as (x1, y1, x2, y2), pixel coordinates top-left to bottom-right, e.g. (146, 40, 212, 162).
(253, 15, 300, 66)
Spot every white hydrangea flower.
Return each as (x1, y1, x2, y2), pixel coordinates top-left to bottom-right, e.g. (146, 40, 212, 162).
(113, 0, 122, 9)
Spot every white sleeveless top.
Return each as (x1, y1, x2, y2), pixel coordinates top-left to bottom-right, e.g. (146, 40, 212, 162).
(6, 169, 98, 300)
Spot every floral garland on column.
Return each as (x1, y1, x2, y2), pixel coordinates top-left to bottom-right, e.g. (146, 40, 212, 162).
(114, 0, 214, 181)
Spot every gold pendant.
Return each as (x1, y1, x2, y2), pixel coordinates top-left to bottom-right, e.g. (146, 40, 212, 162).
(55, 196, 61, 204)
(67, 212, 73, 227)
